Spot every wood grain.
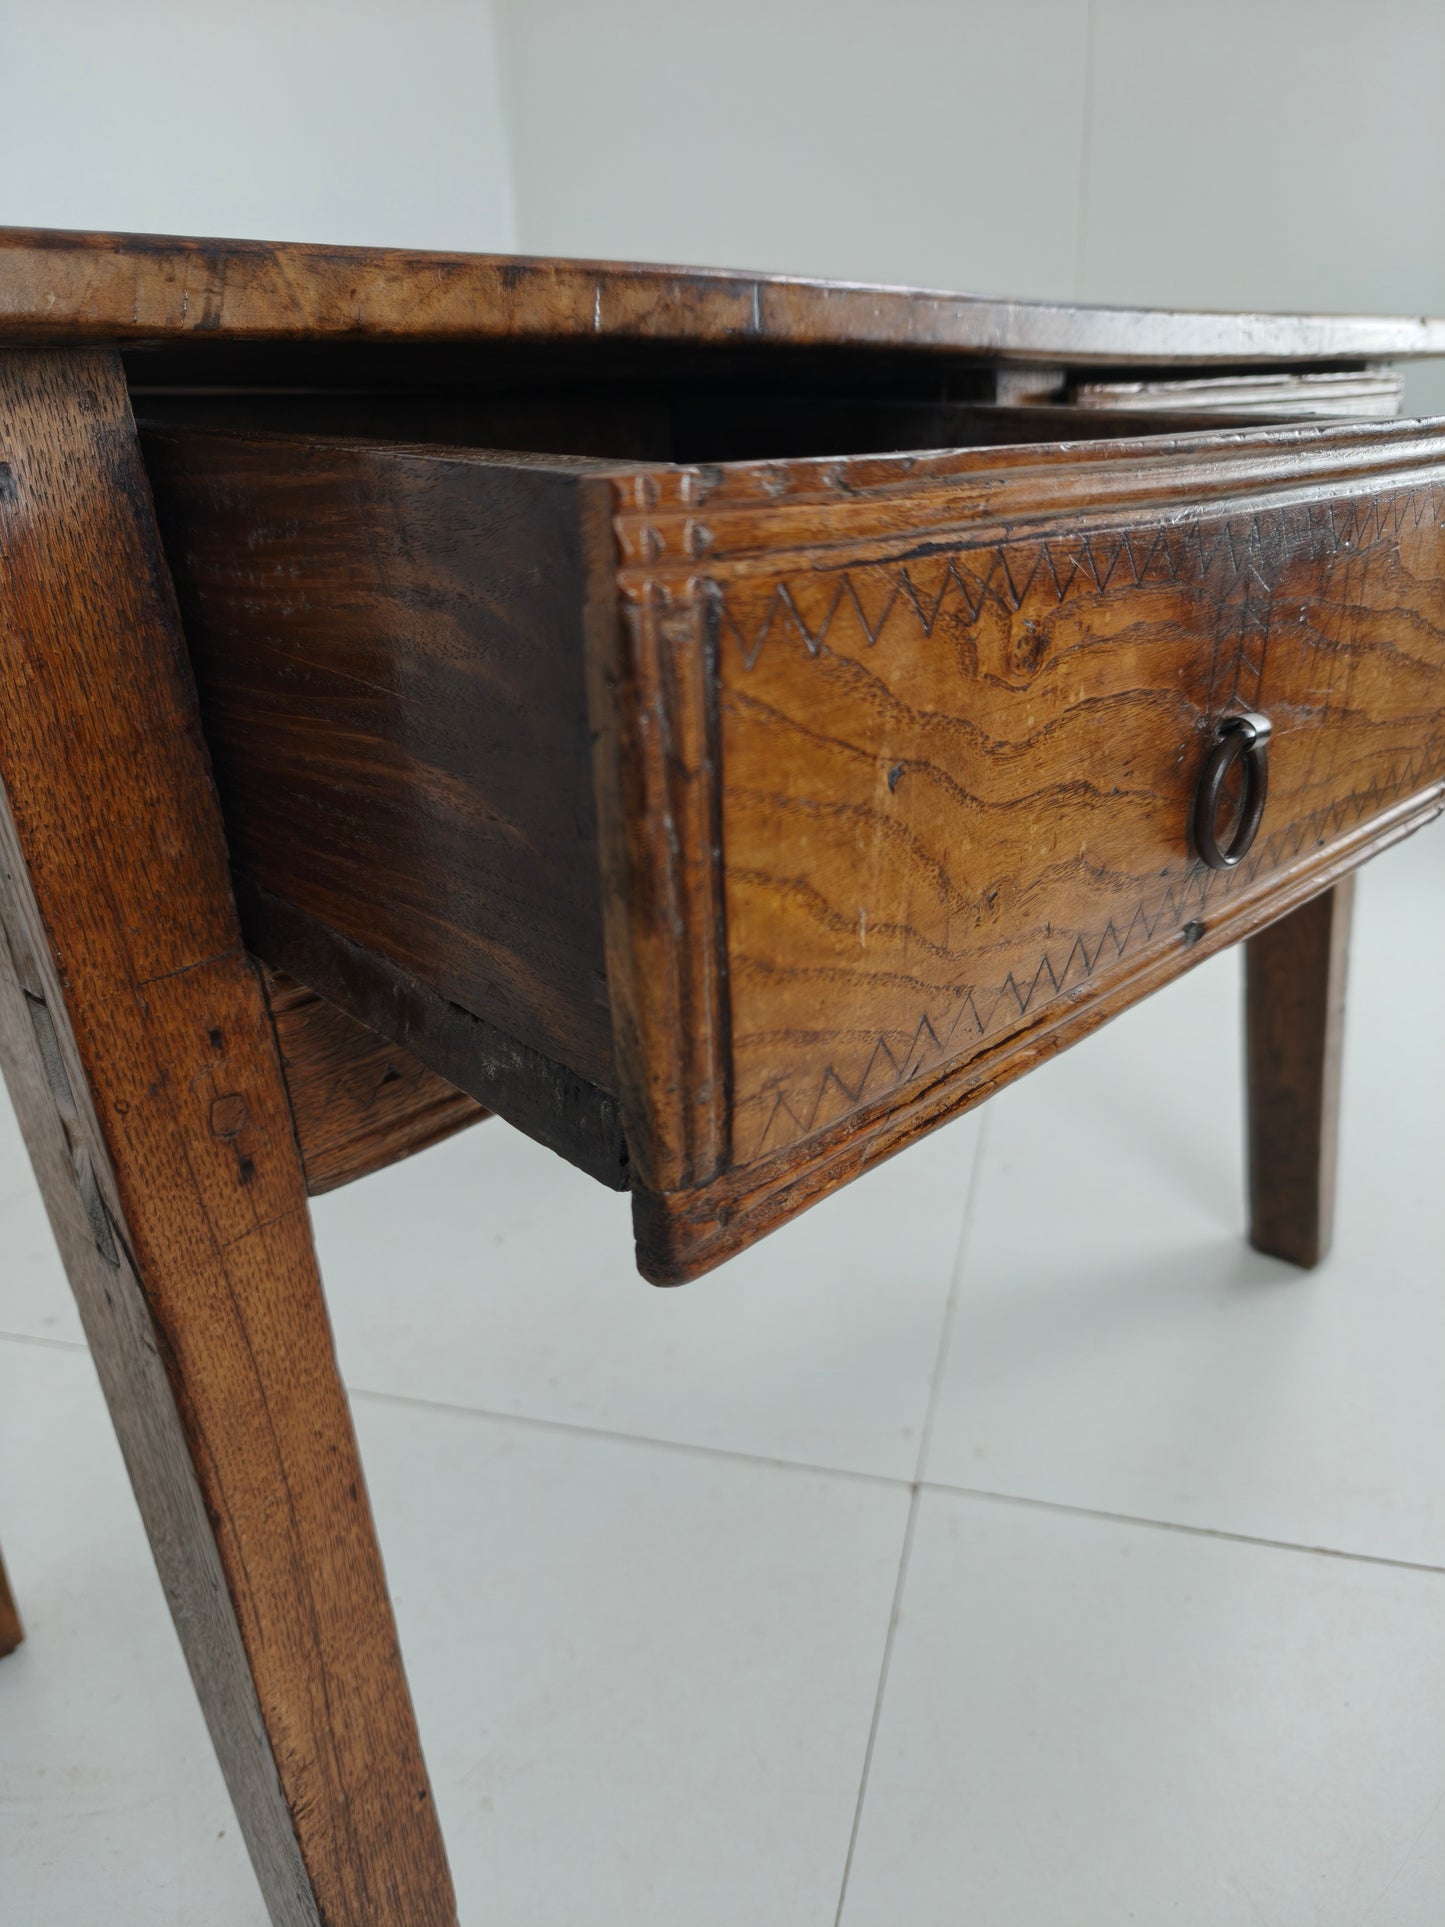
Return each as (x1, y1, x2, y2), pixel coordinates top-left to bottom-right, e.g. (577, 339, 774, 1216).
(614, 419, 1445, 1278)
(1246, 878, 1355, 1268)
(632, 793, 1430, 1281)
(0, 348, 455, 1924)
(238, 880, 628, 1186)
(1070, 368, 1403, 420)
(588, 559, 729, 1196)
(0, 1540, 21, 1657)
(260, 966, 487, 1195)
(3, 225, 1444, 367)
(141, 427, 622, 1088)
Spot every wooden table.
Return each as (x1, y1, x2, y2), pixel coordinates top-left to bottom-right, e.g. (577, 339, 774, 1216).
(2, 227, 1443, 1923)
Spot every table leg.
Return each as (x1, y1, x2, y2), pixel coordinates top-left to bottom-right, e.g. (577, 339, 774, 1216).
(0, 347, 456, 1926)
(1245, 877, 1355, 1268)
(0, 1538, 21, 1657)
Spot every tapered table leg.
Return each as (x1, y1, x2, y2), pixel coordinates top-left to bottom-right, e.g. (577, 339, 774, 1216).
(1245, 877, 1355, 1269)
(0, 347, 456, 1926)
(0, 1538, 21, 1657)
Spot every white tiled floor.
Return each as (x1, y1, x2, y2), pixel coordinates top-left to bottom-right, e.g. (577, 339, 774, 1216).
(3, 824, 1445, 1923)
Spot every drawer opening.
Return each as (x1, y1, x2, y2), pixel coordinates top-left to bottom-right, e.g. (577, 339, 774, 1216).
(130, 392, 1317, 464)
(127, 342, 1389, 466)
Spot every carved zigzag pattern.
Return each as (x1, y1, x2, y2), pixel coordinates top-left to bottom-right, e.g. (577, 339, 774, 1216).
(751, 867, 1213, 1158)
(721, 486, 1442, 672)
(749, 742, 1445, 1161)
(731, 478, 1445, 1156)
(1215, 742, 1443, 897)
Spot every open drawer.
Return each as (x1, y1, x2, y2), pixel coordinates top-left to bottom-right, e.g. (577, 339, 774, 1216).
(140, 407, 1445, 1280)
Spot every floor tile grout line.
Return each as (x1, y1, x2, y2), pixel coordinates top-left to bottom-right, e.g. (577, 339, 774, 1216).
(832, 1114, 993, 1927)
(831, 1486, 923, 1927)
(0, 1328, 900, 1494)
(918, 1479, 1445, 1579)
(0, 1325, 901, 1496)
(913, 1113, 992, 1492)
(0, 1327, 88, 1355)
(11, 1322, 1444, 1582)
(345, 1379, 913, 1492)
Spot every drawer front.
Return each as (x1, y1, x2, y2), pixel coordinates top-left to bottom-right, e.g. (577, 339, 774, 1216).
(610, 424, 1445, 1276)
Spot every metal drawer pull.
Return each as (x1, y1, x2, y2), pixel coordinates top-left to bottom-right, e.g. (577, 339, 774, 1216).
(1192, 711, 1272, 870)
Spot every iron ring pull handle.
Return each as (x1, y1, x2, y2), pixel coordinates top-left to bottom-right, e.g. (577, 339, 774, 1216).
(1192, 711, 1272, 871)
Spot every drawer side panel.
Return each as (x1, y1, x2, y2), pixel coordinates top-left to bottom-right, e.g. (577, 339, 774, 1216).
(142, 431, 619, 1093)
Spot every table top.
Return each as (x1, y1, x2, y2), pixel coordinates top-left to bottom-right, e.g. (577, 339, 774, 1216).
(2, 226, 1444, 367)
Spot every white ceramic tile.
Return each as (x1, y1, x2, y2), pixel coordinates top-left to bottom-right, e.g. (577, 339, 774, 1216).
(2, 1332, 907, 1926)
(354, 1390, 906, 1927)
(842, 1488, 1445, 1926)
(317, 1108, 980, 1480)
(0, 1085, 82, 1346)
(926, 823, 1445, 1566)
(0, 1339, 264, 1926)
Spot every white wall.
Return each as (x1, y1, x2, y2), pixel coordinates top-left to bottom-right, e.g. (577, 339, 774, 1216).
(495, 0, 1091, 301)
(0, 0, 516, 252)
(494, 0, 1445, 411)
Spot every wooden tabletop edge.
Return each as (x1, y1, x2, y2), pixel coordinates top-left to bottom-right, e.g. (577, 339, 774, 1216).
(2, 226, 1443, 364)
